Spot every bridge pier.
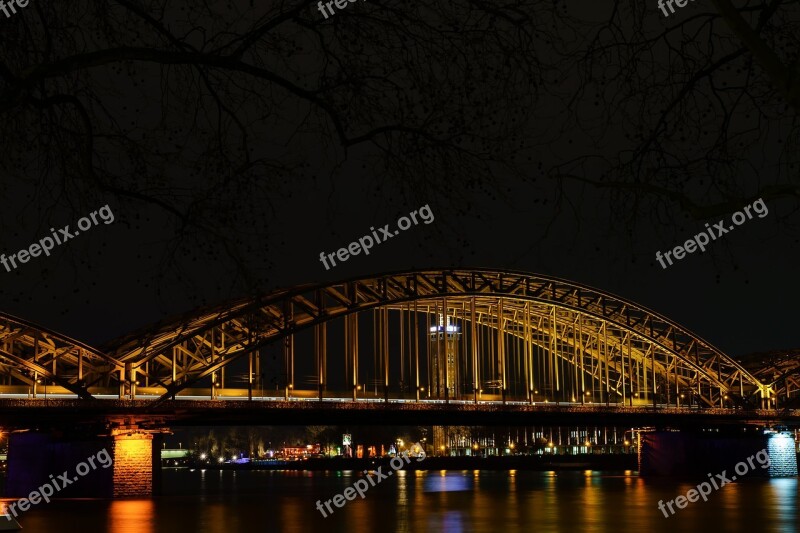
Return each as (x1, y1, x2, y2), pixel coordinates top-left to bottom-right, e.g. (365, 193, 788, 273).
(639, 429, 797, 477)
(6, 429, 163, 499)
(110, 429, 162, 497)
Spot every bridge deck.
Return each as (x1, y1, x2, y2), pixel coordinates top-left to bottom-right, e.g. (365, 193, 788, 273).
(0, 397, 794, 429)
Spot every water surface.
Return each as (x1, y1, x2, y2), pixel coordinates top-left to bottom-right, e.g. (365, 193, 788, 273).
(3, 468, 797, 532)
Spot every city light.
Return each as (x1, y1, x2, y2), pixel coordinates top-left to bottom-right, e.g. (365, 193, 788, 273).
(200, 453, 207, 460)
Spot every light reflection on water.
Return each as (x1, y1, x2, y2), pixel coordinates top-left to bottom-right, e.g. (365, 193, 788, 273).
(107, 500, 155, 533)
(0, 469, 796, 532)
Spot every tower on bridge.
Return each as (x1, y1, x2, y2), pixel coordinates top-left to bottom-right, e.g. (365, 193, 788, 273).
(430, 314, 461, 400)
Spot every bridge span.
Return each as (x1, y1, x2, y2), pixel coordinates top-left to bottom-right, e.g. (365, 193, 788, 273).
(1, 269, 797, 497)
(0, 269, 791, 410)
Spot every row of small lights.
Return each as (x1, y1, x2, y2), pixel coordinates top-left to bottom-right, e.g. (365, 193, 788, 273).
(198, 453, 244, 463)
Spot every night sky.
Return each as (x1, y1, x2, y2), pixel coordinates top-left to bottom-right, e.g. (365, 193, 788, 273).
(0, 0, 798, 359)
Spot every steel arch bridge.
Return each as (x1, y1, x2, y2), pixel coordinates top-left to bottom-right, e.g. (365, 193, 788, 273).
(0, 269, 779, 409)
(741, 350, 800, 409)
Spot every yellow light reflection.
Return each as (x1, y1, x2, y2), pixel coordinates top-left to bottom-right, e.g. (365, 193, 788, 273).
(107, 500, 155, 533)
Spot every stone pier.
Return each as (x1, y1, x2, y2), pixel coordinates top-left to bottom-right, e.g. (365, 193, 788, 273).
(6, 429, 163, 499)
(639, 429, 797, 477)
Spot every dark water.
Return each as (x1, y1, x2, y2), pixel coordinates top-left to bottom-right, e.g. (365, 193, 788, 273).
(2, 468, 797, 532)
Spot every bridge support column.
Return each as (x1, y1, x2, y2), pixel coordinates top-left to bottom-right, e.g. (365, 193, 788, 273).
(111, 429, 156, 497)
(639, 429, 797, 477)
(6, 428, 164, 499)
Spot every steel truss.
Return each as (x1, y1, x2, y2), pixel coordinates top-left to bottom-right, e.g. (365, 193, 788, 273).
(0, 314, 123, 399)
(90, 269, 771, 408)
(0, 270, 776, 408)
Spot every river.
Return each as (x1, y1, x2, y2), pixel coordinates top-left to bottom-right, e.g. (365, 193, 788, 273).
(3, 468, 797, 532)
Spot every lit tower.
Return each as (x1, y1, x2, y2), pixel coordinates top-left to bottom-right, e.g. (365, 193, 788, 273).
(429, 314, 461, 400)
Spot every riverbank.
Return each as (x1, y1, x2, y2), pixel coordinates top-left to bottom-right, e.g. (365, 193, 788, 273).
(186, 454, 638, 471)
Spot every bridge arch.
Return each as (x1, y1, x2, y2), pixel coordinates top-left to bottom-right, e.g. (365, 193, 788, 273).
(742, 350, 800, 408)
(98, 269, 771, 408)
(0, 313, 123, 400)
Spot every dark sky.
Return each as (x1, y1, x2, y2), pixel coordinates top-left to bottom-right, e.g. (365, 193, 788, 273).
(0, 174, 795, 358)
(0, 0, 798, 359)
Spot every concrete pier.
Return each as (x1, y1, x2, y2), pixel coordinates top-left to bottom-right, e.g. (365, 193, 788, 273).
(639, 429, 797, 477)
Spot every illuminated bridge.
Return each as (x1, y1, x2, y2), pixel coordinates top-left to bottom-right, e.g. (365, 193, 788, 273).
(0, 268, 794, 418)
(1, 269, 798, 497)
